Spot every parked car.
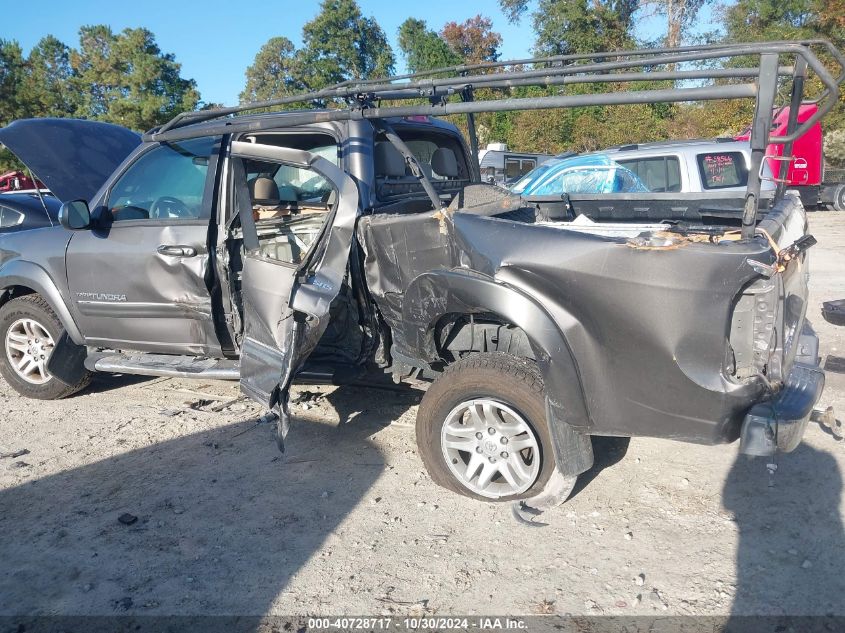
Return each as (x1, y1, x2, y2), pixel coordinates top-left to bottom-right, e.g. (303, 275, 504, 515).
(478, 143, 554, 186)
(510, 154, 649, 195)
(0, 193, 58, 232)
(0, 41, 835, 509)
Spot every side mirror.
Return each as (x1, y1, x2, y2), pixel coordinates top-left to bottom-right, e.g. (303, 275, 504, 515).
(58, 200, 91, 230)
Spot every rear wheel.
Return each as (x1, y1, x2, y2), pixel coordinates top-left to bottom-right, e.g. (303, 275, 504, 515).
(832, 184, 845, 212)
(0, 295, 90, 399)
(416, 352, 561, 501)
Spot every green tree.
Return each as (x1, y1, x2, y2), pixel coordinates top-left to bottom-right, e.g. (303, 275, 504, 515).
(0, 39, 27, 173)
(441, 15, 502, 64)
(397, 18, 461, 73)
(723, 0, 817, 41)
(240, 37, 305, 103)
(70, 25, 199, 131)
(0, 39, 27, 124)
(23, 35, 77, 117)
(500, 0, 638, 54)
(298, 0, 395, 89)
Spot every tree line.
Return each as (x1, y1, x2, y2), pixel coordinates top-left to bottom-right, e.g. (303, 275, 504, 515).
(1, 0, 844, 174)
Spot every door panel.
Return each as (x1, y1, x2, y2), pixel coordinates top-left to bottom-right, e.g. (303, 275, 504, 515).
(229, 141, 359, 448)
(65, 136, 222, 355)
(66, 222, 218, 354)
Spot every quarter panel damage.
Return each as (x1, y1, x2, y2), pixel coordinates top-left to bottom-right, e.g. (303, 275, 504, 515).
(361, 197, 798, 449)
(450, 212, 777, 442)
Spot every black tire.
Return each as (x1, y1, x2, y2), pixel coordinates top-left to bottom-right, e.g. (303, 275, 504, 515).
(833, 184, 845, 212)
(0, 295, 91, 399)
(416, 352, 556, 502)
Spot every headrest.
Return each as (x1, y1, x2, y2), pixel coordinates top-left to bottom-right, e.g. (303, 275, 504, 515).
(432, 147, 459, 178)
(375, 142, 406, 178)
(249, 176, 280, 205)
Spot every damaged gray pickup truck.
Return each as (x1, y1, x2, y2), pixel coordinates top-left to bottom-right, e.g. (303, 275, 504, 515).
(1, 41, 842, 507)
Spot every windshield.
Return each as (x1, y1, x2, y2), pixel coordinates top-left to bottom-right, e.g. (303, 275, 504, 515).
(511, 154, 649, 196)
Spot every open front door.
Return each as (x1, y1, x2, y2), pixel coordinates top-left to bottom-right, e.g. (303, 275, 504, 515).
(229, 141, 359, 450)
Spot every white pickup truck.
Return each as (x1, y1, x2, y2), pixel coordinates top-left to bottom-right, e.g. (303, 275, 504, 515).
(512, 140, 775, 197)
(604, 139, 776, 193)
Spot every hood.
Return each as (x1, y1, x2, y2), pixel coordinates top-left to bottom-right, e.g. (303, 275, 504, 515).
(0, 118, 141, 203)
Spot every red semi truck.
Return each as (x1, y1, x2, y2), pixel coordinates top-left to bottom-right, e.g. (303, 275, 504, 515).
(736, 104, 845, 210)
(0, 170, 43, 193)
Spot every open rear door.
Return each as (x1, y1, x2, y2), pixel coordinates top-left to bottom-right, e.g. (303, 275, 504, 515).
(229, 141, 359, 450)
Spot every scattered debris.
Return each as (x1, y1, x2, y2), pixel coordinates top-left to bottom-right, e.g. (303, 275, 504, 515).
(291, 390, 323, 404)
(811, 405, 843, 440)
(113, 596, 133, 611)
(9, 461, 30, 469)
(649, 589, 668, 610)
(0, 448, 29, 459)
(624, 531, 633, 540)
(635, 573, 645, 586)
(187, 399, 216, 411)
(231, 411, 278, 438)
(117, 513, 138, 526)
(533, 599, 556, 614)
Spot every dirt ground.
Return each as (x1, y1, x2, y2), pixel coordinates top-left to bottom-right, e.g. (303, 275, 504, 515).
(1, 213, 844, 621)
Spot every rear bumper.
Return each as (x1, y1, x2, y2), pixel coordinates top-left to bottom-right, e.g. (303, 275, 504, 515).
(739, 362, 825, 456)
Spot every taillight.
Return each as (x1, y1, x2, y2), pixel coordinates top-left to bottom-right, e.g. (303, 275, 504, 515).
(728, 278, 780, 381)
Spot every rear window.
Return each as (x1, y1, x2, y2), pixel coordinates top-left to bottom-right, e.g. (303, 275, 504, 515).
(505, 157, 536, 181)
(0, 205, 24, 229)
(697, 152, 748, 189)
(617, 156, 681, 192)
(374, 127, 469, 203)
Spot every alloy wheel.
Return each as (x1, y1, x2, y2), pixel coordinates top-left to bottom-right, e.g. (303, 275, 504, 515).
(440, 398, 541, 498)
(4, 318, 55, 385)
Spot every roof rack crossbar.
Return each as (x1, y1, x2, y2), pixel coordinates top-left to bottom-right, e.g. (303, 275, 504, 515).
(341, 38, 841, 86)
(152, 41, 840, 138)
(149, 83, 758, 143)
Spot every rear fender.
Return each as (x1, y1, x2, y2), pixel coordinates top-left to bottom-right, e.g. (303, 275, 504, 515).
(0, 260, 84, 344)
(401, 270, 594, 476)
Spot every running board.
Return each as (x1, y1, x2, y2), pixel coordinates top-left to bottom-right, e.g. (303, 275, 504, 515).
(85, 353, 240, 380)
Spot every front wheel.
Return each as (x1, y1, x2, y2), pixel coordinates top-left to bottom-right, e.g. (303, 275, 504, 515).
(0, 295, 90, 399)
(416, 352, 562, 501)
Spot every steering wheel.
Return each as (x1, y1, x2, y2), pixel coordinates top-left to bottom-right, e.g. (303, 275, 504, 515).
(150, 196, 192, 219)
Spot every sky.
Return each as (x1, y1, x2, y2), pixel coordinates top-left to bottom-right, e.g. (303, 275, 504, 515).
(5, 0, 718, 107)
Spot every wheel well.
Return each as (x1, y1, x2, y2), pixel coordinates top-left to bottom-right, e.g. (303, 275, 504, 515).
(434, 313, 535, 364)
(0, 285, 37, 309)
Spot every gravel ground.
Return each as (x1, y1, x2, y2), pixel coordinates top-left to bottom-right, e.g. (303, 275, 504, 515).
(1, 213, 844, 620)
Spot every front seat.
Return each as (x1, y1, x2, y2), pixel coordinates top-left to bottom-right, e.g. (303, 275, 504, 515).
(248, 176, 295, 220)
(431, 147, 459, 180)
(249, 176, 280, 205)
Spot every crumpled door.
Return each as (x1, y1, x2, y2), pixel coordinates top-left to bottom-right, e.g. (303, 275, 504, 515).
(229, 140, 359, 450)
